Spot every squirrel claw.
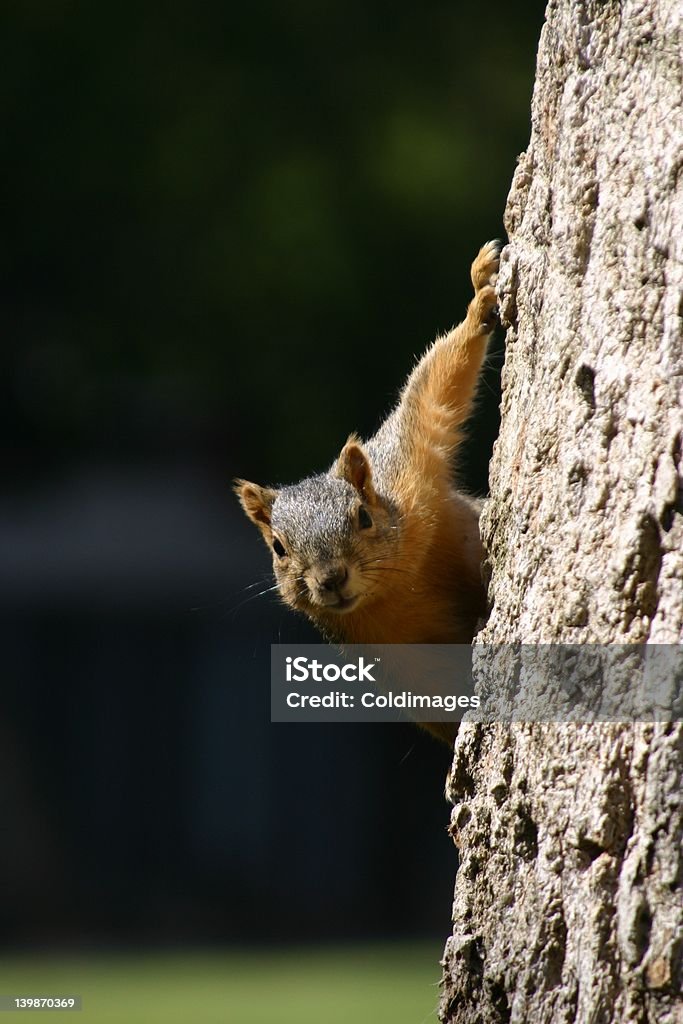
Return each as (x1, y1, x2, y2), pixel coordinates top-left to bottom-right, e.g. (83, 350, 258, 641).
(482, 303, 500, 333)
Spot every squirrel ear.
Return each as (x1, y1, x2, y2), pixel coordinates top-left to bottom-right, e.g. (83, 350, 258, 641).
(234, 479, 278, 534)
(336, 437, 377, 502)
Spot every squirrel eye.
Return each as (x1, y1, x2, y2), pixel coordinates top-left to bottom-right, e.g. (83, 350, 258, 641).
(358, 506, 373, 530)
(272, 538, 287, 558)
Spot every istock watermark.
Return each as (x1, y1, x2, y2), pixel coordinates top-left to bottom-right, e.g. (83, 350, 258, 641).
(285, 655, 379, 683)
(271, 645, 683, 726)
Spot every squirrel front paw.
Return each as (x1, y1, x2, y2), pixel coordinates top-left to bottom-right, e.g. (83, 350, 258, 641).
(470, 240, 500, 334)
(471, 239, 500, 291)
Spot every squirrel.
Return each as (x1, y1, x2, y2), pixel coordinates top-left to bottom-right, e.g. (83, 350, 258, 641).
(235, 241, 500, 743)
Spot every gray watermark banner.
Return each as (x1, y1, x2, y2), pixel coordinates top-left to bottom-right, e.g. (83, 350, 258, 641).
(271, 645, 683, 725)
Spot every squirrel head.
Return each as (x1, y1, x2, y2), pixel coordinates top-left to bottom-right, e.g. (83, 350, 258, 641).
(235, 436, 400, 617)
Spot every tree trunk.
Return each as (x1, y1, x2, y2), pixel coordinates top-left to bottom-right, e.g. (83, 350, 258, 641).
(440, 2, 683, 1022)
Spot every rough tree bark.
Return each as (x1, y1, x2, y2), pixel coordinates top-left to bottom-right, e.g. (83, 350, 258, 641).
(440, 2, 683, 1023)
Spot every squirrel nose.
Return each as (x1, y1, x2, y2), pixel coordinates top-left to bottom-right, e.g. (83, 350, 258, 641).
(318, 566, 348, 592)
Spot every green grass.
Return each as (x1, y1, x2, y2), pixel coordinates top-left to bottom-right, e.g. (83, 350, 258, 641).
(0, 944, 443, 1024)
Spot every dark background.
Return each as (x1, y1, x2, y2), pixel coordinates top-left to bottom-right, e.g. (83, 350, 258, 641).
(1, 0, 545, 948)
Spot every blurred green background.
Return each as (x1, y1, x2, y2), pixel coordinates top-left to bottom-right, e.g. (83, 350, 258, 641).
(1, 0, 545, 1019)
(1, 945, 443, 1023)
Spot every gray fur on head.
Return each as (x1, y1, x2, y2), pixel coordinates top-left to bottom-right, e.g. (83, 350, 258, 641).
(271, 473, 358, 561)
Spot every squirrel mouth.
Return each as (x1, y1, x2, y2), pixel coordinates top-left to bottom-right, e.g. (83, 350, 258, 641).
(324, 593, 360, 613)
